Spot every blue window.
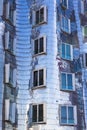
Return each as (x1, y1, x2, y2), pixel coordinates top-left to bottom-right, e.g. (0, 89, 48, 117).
(61, 16, 71, 34)
(61, 73, 74, 91)
(60, 106, 76, 125)
(61, 43, 73, 60)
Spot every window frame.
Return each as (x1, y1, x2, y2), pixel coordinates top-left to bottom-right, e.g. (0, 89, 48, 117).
(32, 68, 46, 89)
(33, 35, 46, 56)
(61, 43, 73, 61)
(32, 5, 47, 26)
(61, 15, 71, 34)
(32, 103, 46, 124)
(60, 105, 77, 125)
(61, 72, 75, 91)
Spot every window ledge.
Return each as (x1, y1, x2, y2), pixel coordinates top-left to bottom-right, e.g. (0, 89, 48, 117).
(32, 21, 47, 28)
(32, 85, 46, 90)
(60, 89, 75, 92)
(33, 52, 46, 57)
(60, 123, 77, 126)
(32, 121, 46, 125)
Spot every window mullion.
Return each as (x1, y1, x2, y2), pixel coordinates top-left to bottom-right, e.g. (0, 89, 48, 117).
(66, 74, 67, 89)
(38, 70, 39, 86)
(37, 105, 38, 122)
(67, 106, 68, 124)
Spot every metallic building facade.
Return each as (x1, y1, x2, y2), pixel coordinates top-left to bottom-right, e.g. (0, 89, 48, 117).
(0, 0, 87, 130)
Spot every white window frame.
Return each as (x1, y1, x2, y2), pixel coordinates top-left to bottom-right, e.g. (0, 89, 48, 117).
(82, 25, 87, 37)
(60, 105, 77, 125)
(32, 6, 47, 26)
(61, 0, 68, 9)
(61, 15, 71, 34)
(61, 43, 73, 61)
(32, 103, 46, 124)
(61, 72, 75, 91)
(32, 68, 46, 89)
(33, 35, 46, 56)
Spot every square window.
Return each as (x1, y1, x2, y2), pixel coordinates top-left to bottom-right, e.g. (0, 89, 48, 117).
(61, 43, 73, 61)
(61, 16, 71, 34)
(33, 36, 46, 56)
(61, 73, 75, 91)
(33, 68, 46, 88)
(60, 106, 76, 125)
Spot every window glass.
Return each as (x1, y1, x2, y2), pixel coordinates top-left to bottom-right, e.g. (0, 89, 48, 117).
(61, 73, 66, 89)
(32, 105, 37, 122)
(38, 104, 43, 122)
(36, 10, 39, 24)
(66, 44, 70, 59)
(62, 43, 65, 58)
(85, 53, 87, 66)
(9, 67, 13, 84)
(61, 106, 67, 124)
(34, 39, 38, 54)
(39, 37, 44, 53)
(39, 69, 43, 85)
(68, 107, 74, 124)
(84, 26, 87, 36)
(40, 8, 44, 23)
(33, 71, 38, 87)
(67, 74, 72, 90)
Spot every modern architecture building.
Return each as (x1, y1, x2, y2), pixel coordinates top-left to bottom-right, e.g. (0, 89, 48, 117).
(0, 0, 87, 130)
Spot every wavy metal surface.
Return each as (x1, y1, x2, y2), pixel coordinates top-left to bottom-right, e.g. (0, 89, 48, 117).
(16, 0, 31, 129)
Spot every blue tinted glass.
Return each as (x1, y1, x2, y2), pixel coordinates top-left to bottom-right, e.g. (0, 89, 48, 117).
(62, 44, 65, 59)
(61, 106, 67, 124)
(68, 107, 74, 124)
(67, 74, 73, 90)
(66, 45, 71, 60)
(64, 17, 68, 32)
(61, 73, 66, 89)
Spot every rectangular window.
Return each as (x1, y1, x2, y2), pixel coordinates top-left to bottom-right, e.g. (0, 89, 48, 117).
(84, 53, 87, 67)
(61, 73, 75, 91)
(9, 6, 14, 22)
(9, 33, 14, 53)
(33, 36, 46, 55)
(82, 26, 87, 37)
(32, 104, 45, 123)
(61, 43, 73, 60)
(9, 66, 13, 84)
(61, 16, 71, 34)
(33, 68, 46, 88)
(33, 6, 47, 26)
(60, 106, 77, 125)
(61, 0, 68, 9)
